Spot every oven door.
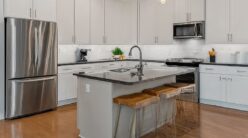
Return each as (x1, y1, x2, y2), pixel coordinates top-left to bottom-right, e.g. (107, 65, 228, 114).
(176, 69, 199, 103)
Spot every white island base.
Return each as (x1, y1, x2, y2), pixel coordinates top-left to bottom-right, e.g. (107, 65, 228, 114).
(77, 76, 177, 138)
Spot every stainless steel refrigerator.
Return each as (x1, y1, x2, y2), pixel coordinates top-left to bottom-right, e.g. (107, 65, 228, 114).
(5, 18, 58, 119)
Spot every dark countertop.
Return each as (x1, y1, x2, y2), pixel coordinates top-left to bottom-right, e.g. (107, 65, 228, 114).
(201, 62, 248, 67)
(73, 67, 195, 85)
(58, 59, 165, 66)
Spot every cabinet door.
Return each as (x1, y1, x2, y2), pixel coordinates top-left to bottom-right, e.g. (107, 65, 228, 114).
(90, 0, 105, 44)
(75, 0, 90, 44)
(189, 0, 205, 21)
(139, 0, 157, 44)
(229, 0, 248, 44)
(174, 0, 189, 23)
(4, 0, 32, 19)
(105, 0, 137, 45)
(33, 0, 56, 21)
(58, 73, 77, 101)
(57, 0, 75, 44)
(156, 0, 174, 44)
(227, 75, 248, 105)
(206, 0, 229, 44)
(200, 73, 226, 102)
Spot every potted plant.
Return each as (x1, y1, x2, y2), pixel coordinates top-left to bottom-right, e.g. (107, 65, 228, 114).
(112, 47, 124, 60)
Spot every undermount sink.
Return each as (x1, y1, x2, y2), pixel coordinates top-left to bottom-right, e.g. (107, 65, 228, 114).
(109, 68, 131, 73)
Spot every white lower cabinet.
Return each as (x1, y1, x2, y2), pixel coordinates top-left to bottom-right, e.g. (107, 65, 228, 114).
(200, 73, 226, 102)
(200, 64, 248, 111)
(58, 73, 77, 102)
(227, 76, 248, 105)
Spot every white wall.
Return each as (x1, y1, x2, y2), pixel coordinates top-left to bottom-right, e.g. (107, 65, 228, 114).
(0, 0, 5, 120)
(58, 40, 248, 64)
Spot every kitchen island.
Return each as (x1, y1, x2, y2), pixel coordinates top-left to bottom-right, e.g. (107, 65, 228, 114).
(74, 66, 194, 138)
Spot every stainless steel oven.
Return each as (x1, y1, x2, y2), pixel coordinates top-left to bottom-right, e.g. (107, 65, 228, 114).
(166, 58, 204, 103)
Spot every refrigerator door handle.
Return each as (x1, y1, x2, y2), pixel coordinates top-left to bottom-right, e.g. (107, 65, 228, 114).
(14, 76, 56, 83)
(34, 27, 38, 68)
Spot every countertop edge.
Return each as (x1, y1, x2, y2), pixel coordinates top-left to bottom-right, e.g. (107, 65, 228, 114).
(58, 59, 165, 66)
(73, 69, 194, 85)
(201, 62, 248, 67)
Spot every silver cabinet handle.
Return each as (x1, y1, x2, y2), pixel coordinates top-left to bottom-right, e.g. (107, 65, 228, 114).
(81, 67, 91, 69)
(63, 68, 73, 71)
(237, 70, 247, 73)
(15, 76, 56, 83)
(102, 36, 107, 44)
(205, 68, 214, 71)
(29, 8, 32, 18)
(35, 9, 37, 18)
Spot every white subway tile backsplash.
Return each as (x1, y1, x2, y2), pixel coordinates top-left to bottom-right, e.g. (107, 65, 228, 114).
(58, 40, 248, 64)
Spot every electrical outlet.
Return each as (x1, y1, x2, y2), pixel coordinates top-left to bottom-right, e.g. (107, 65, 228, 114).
(85, 84, 90, 93)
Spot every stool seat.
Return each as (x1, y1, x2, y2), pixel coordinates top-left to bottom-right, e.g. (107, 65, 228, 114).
(165, 83, 195, 89)
(165, 83, 195, 94)
(143, 85, 180, 98)
(113, 93, 159, 109)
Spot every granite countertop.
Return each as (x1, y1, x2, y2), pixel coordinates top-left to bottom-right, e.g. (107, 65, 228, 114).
(201, 62, 248, 67)
(73, 67, 195, 85)
(58, 59, 165, 66)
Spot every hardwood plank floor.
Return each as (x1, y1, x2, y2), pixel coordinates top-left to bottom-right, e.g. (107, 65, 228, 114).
(0, 102, 248, 138)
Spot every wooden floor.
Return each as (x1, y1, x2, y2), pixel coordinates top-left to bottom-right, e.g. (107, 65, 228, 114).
(0, 102, 248, 138)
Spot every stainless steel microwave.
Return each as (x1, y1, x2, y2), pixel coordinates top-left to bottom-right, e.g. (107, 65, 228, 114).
(173, 21, 205, 39)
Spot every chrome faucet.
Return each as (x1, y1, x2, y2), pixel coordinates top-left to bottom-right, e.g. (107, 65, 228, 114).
(129, 45, 143, 76)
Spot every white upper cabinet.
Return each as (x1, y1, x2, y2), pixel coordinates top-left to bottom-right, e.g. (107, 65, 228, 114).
(139, 0, 174, 45)
(4, 0, 56, 21)
(33, 0, 56, 21)
(139, 0, 157, 45)
(90, 0, 105, 44)
(156, 0, 174, 44)
(4, 0, 33, 19)
(174, 0, 189, 23)
(189, 0, 205, 21)
(174, 0, 205, 23)
(206, 0, 248, 44)
(105, 0, 137, 45)
(229, 0, 248, 44)
(206, 0, 229, 44)
(57, 0, 75, 44)
(75, 0, 90, 44)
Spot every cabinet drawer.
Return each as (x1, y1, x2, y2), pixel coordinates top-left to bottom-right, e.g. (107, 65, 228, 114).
(58, 65, 94, 73)
(200, 65, 227, 74)
(229, 67, 248, 76)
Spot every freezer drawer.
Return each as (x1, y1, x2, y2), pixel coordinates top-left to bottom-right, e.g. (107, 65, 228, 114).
(6, 76, 57, 119)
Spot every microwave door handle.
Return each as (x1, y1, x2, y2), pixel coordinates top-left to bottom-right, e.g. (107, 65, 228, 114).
(194, 24, 197, 36)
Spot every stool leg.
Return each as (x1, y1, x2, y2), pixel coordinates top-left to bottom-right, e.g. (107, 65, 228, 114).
(114, 105, 122, 138)
(172, 98, 177, 138)
(130, 110, 137, 138)
(155, 102, 160, 135)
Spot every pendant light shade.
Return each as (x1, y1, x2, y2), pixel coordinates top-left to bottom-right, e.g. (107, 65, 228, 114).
(160, 0, 167, 4)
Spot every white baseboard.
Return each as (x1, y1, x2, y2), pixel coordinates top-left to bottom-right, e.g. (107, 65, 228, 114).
(58, 98, 77, 107)
(200, 99, 248, 111)
(0, 112, 4, 120)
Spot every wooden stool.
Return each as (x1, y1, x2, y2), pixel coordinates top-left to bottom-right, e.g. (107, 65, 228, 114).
(143, 85, 181, 128)
(165, 83, 195, 115)
(113, 93, 160, 138)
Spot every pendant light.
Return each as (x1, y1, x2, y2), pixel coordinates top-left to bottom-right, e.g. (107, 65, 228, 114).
(160, 0, 167, 4)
